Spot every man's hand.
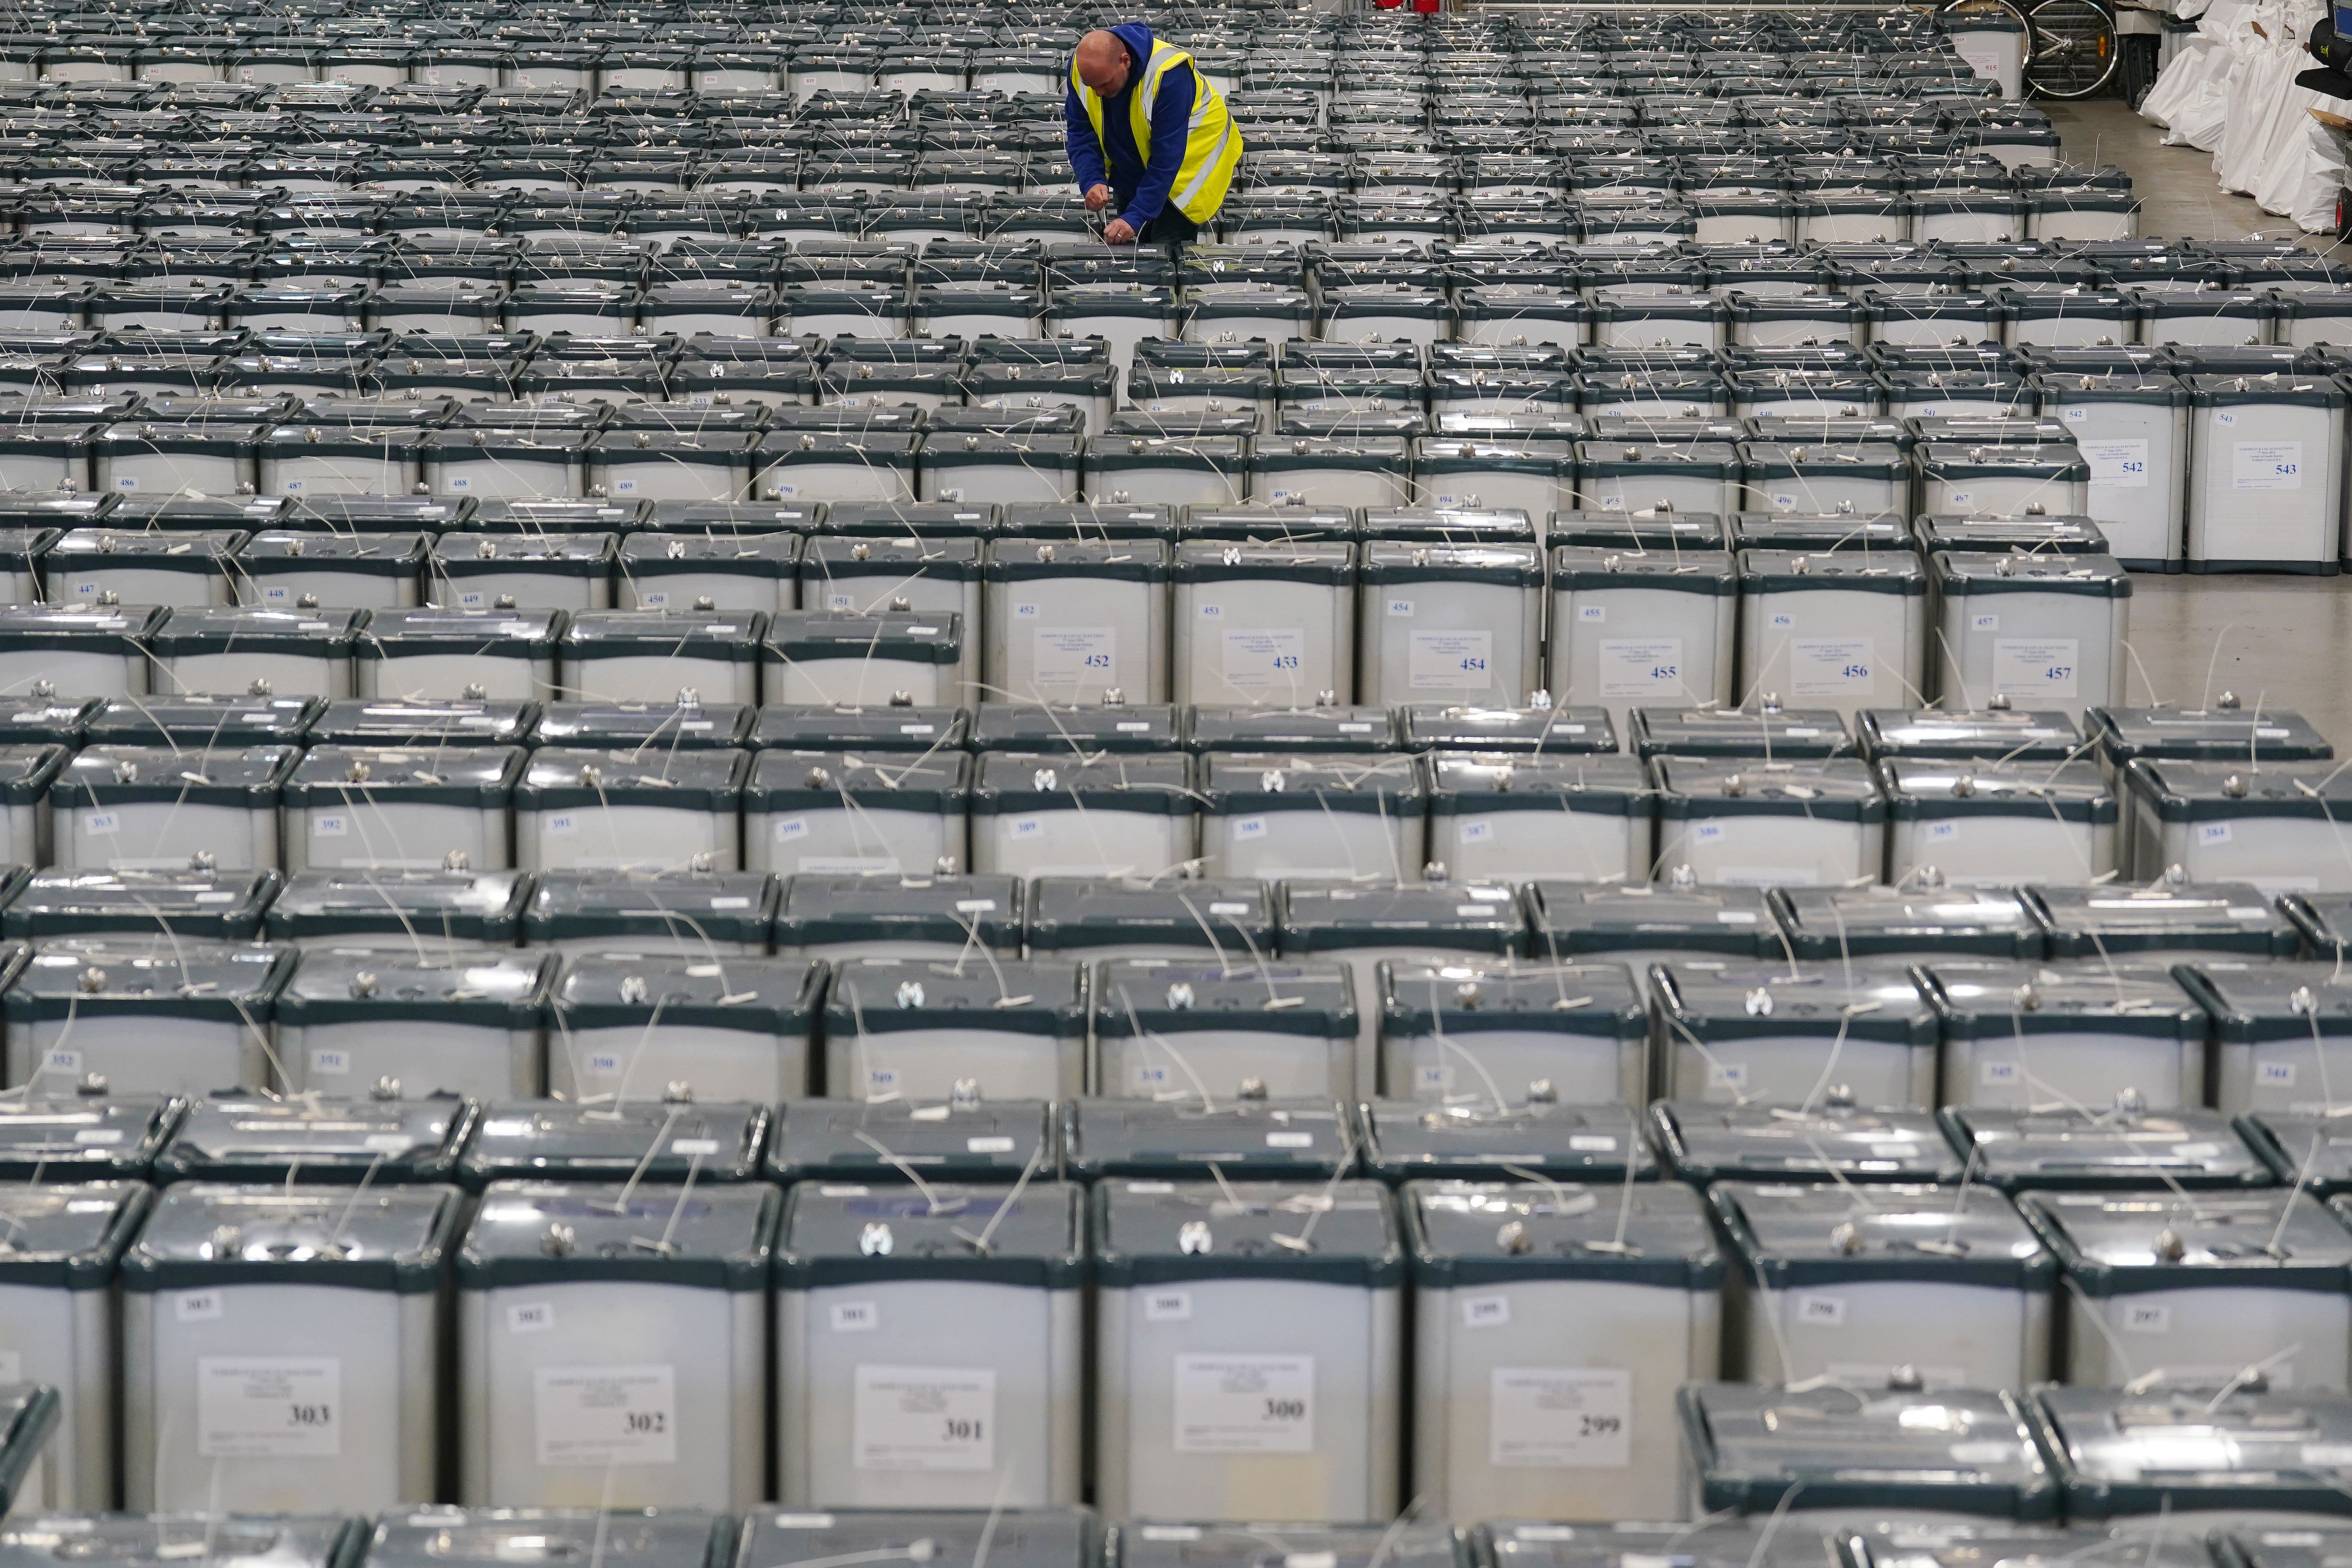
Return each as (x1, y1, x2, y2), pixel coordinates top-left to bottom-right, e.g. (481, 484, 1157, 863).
(1083, 183, 1112, 212)
(1103, 217, 1136, 244)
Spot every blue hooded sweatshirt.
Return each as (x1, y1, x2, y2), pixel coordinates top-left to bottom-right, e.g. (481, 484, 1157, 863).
(1063, 20, 1197, 231)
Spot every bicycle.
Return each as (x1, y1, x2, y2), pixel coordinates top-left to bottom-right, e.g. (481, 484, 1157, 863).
(1941, 0, 2122, 100)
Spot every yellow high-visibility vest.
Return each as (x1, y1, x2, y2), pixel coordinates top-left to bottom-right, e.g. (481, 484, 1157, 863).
(1070, 37, 1244, 224)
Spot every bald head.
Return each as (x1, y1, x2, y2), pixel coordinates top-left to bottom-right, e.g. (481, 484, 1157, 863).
(1076, 29, 1131, 95)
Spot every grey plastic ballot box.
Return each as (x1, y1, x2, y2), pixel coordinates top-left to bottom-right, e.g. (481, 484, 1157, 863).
(2026, 880, 2299, 959)
(353, 608, 561, 703)
(546, 951, 820, 1102)
(1475, 1522, 1840, 1568)
(1678, 1382, 2059, 1520)
(1939, 1103, 2269, 1191)
(1524, 879, 1783, 970)
(763, 613, 963, 707)
(973, 702, 1183, 756)
(1628, 704, 1857, 759)
(1186, 705, 1398, 753)
(1090, 1177, 1402, 1522)
(238, 529, 432, 609)
(741, 1510, 1096, 1568)
(514, 747, 750, 875)
(51, 745, 296, 873)
(768, 1093, 1053, 1184)
(1652, 958, 1938, 1107)
(746, 750, 970, 879)
(432, 534, 617, 614)
(275, 945, 555, 1100)
(0, 1095, 179, 1181)
(153, 1094, 473, 1187)
(534, 700, 753, 752)
(826, 957, 1087, 1103)
(1199, 753, 1426, 882)
(1931, 553, 2131, 715)
(0, 1515, 362, 1568)
(774, 873, 1016, 960)
(1913, 515, 2114, 557)
(1362, 1069, 1645, 1177)
(1, 869, 273, 945)
(1093, 958, 1359, 1102)
(1655, 755, 1890, 889)
(753, 705, 970, 756)
(1171, 542, 1357, 708)
(524, 869, 779, 957)
(2182, 961, 2352, 1114)
(984, 539, 1172, 704)
(362, 1511, 728, 1568)
(1425, 753, 1653, 885)
(1737, 548, 1929, 721)
(1857, 705, 2088, 764)
(4, 939, 286, 1097)
(2245, 1116, 2352, 1194)
(1919, 960, 2209, 1110)
(1399, 704, 1618, 756)
(2182, 374, 2345, 574)
(1548, 547, 1739, 714)
(0, 1182, 147, 1507)
(1405, 1178, 1719, 1520)
(280, 747, 524, 879)
(970, 752, 1199, 879)
(457, 1180, 772, 1507)
(555, 613, 764, 707)
(799, 537, 983, 702)
(120, 1182, 462, 1511)
(49, 529, 244, 609)
(1846, 1524, 2216, 1568)
(148, 606, 365, 702)
(1062, 1098, 1356, 1182)
(1112, 1525, 1463, 1568)
(1357, 544, 1544, 706)
(0, 604, 166, 701)
(1025, 878, 1271, 965)
(2090, 700, 2335, 781)
(458, 1100, 769, 1190)
(2019, 1188, 2352, 1390)
(1768, 885, 2047, 961)
(2035, 1383, 2352, 1517)
(618, 532, 800, 615)
(2121, 760, 2352, 894)
(1711, 1180, 2054, 1388)
(309, 699, 538, 749)
(1378, 960, 1647, 1106)
(266, 869, 528, 951)
(80, 697, 318, 751)
(2215, 1527, 2352, 1568)
(774, 1181, 1084, 1506)
(1278, 881, 1524, 1092)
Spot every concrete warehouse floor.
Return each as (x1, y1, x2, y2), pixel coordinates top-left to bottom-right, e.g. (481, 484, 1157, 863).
(2044, 99, 2352, 734)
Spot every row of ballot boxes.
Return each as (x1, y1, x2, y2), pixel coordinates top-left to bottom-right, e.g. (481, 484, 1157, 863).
(15, 1149, 2352, 1517)
(0, 1515, 2348, 1568)
(0, 537, 2134, 722)
(23, 923, 2352, 1107)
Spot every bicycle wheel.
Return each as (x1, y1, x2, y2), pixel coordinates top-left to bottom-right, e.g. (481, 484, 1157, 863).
(2027, 0, 2121, 97)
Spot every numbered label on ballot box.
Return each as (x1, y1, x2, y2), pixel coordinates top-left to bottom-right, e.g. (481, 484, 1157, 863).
(1172, 1352, 1315, 1453)
(534, 1364, 678, 1467)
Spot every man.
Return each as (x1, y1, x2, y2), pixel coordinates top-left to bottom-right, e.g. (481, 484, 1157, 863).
(1065, 23, 1244, 249)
